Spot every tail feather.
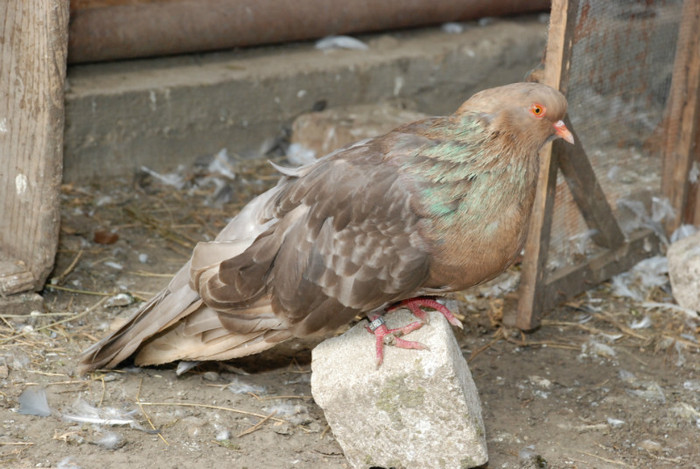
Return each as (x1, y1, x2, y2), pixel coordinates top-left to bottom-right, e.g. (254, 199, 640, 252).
(77, 184, 286, 374)
(76, 268, 199, 373)
(134, 319, 291, 365)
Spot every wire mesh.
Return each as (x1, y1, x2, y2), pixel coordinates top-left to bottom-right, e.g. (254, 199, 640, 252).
(546, 0, 684, 271)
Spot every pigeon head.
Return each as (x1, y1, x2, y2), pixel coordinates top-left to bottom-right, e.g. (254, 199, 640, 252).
(456, 82, 574, 151)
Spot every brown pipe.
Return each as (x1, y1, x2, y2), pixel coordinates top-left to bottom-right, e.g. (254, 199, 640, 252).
(68, 0, 550, 63)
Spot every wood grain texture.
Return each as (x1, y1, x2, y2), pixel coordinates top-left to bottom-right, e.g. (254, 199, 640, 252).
(510, 0, 579, 330)
(0, 1, 68, 295)
(662, 0, 700, 230)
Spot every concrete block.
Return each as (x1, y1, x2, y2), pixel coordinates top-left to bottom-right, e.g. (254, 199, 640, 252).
(311, 310, 487, 469)
(291, 103, 428, 159)
(667, 231, 700, 312)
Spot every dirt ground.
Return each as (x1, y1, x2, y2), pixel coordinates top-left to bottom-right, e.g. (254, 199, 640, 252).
(1, 159, 699, 469)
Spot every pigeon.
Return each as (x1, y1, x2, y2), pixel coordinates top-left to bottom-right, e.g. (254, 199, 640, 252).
(78, 82, 573, 373)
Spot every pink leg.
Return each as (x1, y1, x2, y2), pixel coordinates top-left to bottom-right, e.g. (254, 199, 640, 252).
(366, 297, 462, 366)
(366, 315, 428, 367)
(389, 297, 464, 329)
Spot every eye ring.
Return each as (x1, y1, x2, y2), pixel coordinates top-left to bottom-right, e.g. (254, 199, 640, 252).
(530, 103, 546, 118)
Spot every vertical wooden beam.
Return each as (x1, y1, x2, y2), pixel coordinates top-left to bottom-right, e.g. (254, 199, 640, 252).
(506, 0, 579, 330)
(0, 2, 69, 295)
(662, 0, 700, 232)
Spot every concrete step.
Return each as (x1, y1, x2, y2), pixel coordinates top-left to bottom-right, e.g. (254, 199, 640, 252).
(63, 17, 547, 183)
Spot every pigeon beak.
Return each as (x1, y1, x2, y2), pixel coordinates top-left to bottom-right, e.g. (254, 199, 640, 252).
(553, 120, 575, 144)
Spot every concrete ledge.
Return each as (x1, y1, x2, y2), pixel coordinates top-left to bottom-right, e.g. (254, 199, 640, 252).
(63, 17, 546, 182)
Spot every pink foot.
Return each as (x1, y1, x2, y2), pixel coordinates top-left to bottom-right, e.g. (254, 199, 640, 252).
(366, 315, 428, 367)
(388, 297, 464, 329)
(366, 297, 462, 366)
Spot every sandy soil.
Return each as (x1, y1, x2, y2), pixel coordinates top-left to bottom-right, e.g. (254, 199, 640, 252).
(1, 163, 699, 469)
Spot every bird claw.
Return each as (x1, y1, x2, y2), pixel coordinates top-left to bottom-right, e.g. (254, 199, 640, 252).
(366, 297, 461, 366)
(396, 297, 464, 329)
(366, 316, 429, 367)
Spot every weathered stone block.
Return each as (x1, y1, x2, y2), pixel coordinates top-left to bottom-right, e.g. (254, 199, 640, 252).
(311, 309, 487, 469)
(668, 231, 700, 312)
(291, 103, 428, 159)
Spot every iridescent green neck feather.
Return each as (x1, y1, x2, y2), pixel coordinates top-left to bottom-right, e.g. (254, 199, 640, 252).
(401, 112, 539, 230)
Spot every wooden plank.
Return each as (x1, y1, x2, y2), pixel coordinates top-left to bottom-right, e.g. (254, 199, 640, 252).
(556, 118, 625, 250)
(661, 0, 700, 232)
(508, 142, 560, 329)
(0, 1, 68, 295)
(507, 0, 579, 330)
(539, 230, 660, 313)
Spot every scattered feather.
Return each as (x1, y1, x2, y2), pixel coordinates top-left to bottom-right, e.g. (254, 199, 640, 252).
(606, 165, 621, 181)
(629, 316, 652, 329)
(612, 256, 668, 301)
(611, 273, 641, 301)
(651, 196, 674, 224)
(262, 402, 303, 416)
(670, 224, 698, 243)
(675, 341, 686, 367)
(104, 261, 123, 271)
(315, 35, 369, 51)
(568, 228, 599, 255)
(641, 301, 698, 321)
(607, 417, 625, 428)
(57, 456, 81, 469)
(670, 403, 700, 426)
(582, 339, 616, 359)
(207, 149, 237, 180)
(617, 197, 670, 243)
(626, 381, 666, 404)
(18, 388, 52, 417)
(441, 22, 465, 34)
(477, 270, 519, 298)
(105, 293, 135, 308)
(94, 431, 125, 450)
(176, 361, 201, 376)
(598, 332, 623, 342)
(95, 195, 113, 207)
(227, 377, 266, 395)
(286, 143, 317, 166)
(528, 375, 552, 389)
(618, 369, 637, 384)
(63, 399, 138, 427)
(683, 380, 700, 391)
(140, 165, 186, 189)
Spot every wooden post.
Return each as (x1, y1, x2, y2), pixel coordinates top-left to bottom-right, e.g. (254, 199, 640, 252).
(508, 0, 579, 330)
(662, 0, 700, 231)
(0, 2, 68, 296)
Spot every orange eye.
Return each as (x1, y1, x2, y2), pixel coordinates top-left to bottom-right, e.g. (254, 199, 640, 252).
(530, 103, 546, 118)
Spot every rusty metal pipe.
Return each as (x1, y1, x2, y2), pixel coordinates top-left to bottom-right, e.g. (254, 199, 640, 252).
(68, 0, 550, 63)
